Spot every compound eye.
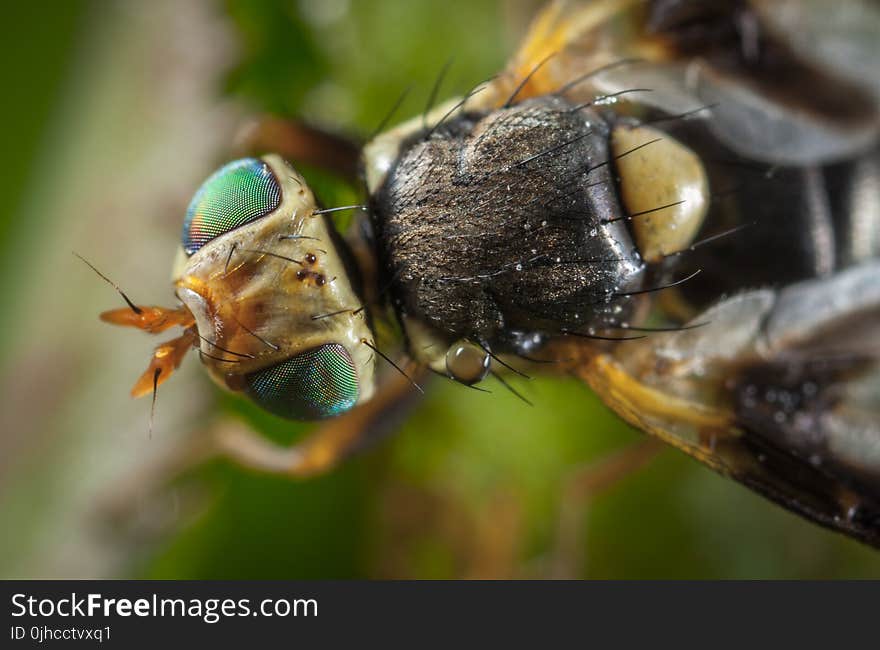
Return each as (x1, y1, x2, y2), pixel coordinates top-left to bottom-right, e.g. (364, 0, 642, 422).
(244, 344, 360, 420)
(182, 158, 281, 255)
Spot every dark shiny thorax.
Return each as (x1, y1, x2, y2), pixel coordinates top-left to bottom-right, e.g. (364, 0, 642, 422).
(370, 96, 643, 352)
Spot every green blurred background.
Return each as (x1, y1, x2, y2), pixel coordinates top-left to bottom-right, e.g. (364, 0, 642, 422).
(1, 0, 878, 579)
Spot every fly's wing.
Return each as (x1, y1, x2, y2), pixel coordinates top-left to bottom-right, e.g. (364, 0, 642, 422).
(483, 0, 880, 165)
(564, 262, 880, 547)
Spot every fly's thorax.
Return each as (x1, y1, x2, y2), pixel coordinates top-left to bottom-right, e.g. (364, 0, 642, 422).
(363, 97, 475, 196)
(368, 95, 650, 373)
(173, 154, 375, 419)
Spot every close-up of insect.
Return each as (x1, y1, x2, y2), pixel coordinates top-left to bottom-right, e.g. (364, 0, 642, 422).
(2, 0, 880, 580)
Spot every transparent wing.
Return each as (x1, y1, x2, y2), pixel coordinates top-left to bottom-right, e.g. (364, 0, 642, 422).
(565, 262, 880, 546)
(483, 0, 880, 165)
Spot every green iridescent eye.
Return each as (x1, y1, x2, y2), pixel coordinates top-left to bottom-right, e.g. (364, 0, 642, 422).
(182, 158, 281, 255)
(244, 344, 360, 420)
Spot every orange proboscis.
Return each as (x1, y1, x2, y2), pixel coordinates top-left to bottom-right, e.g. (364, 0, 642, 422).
(100, 305, 195, 334)
(130, 329, 198, 398)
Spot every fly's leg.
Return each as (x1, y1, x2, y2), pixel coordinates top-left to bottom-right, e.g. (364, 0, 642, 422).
(572, 350, 733, 471)
(233, 117, 360, 181)
(214, 369, 426, 477)
(550, 438, 664, 578)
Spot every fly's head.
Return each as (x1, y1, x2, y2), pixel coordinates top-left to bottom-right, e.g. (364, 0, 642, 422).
(101, 155, 376, 420)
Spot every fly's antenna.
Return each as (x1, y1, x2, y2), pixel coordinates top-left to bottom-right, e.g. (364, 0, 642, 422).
(423, 58, 454, 130)
(74, 252, 141, 314)
(361, 339, 424, 394)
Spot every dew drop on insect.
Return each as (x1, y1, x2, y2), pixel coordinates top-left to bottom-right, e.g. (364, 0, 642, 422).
(847, 505, 860, 522)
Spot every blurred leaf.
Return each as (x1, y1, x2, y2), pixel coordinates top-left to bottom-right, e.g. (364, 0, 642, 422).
(224, 0, 325, 116)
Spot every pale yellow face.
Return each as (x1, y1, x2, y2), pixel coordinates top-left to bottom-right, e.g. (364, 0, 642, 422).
(172, 155, 375, 419)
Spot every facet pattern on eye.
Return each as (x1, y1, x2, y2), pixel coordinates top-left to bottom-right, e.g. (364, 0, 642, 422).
(182, 157, 281, 255)
(244, 344, 359, 420)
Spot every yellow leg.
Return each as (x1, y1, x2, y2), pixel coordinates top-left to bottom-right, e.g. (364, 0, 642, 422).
(550, 438, 664, 578)
(214, 369, 424, 477)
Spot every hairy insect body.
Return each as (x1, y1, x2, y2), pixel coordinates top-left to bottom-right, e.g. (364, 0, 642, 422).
(98, 0, 880, 547)
(371, 96, 656, 363)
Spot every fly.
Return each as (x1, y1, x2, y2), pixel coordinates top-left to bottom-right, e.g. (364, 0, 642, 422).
(96, 0, 880, 547)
